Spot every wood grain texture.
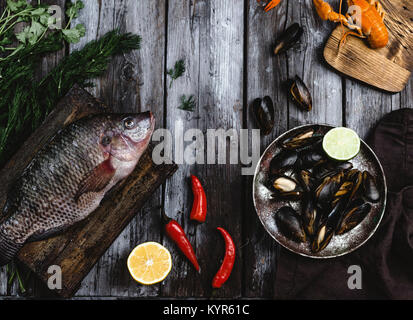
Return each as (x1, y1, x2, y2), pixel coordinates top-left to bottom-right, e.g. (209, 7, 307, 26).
(0, 0, 67, 296)
(161, 0, 244, 298)
(344, 79, 400, 140)
(244, 0, 289, 298)
(70, 0, 167, 297)
(4, 86, 176, 298)
(324, 0, 413, 93)
(1, 0, 413, 299)
(288, 0, 343, 129)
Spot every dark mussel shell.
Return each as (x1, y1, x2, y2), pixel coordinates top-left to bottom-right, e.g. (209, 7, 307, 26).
(362, 171, 380, 202)
(251, 96, 275, 135)
(271, 176, 303, 200)
(270, 149, 298, 175)
(289, 76, 312, 112)
(315, 171, 345, 210)
(275, 206, 307, 243)
(282, 128, 323, 151)
(312, 161, 353, 182)
(332, 180, 354, 207)
(302, 195, 319, 237)
(336, 199, 372, 235)
(311, 197, 347, 253)
(295, 169, 315, 192)
(298, 149, 326, 169)
(346, 169, 364, 201)
(274, 23, 304, 55)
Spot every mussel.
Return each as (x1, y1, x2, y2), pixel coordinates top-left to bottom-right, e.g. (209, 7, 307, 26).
(331, 180, 354, 207)
(312, 161, 353, 182)
(268, 126, 379, 253)
(362, 171, 380, 202)
(295, 169, 314, 192)
(251, 96, 275, 135)
(346, 169, 364, 201)
(315, 171, 344, 210)
(311, 197, 347, 253)
(275, 206, 307, 243)
(336, 199, 372, 235)
(289, 76, 312, 112)
(298, 149, 326, 169)
(271, 176, 303, 200)
(270, 149, 298, 175)
(282, 128, 322, 151)
(273, 23, 304, 55)
(302, 195, 319, 237)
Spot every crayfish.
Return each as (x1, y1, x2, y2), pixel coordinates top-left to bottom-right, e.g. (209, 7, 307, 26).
(259, 0, 389, 49)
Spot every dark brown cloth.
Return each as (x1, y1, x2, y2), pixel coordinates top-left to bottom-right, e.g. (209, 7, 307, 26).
(274, 109, 413, 300)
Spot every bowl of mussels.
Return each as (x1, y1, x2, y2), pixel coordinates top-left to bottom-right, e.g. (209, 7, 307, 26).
(253, 124, 387, 258)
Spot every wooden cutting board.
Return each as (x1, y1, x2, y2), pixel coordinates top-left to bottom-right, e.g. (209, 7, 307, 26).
(0, 85, 177, 298)
(324, 0, 413, 93)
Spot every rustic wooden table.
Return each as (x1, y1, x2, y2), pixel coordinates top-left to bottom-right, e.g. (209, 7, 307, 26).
(0, 0, 412, 299)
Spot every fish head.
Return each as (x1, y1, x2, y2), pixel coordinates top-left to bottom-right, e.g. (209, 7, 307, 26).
(101, 111, 155, 162)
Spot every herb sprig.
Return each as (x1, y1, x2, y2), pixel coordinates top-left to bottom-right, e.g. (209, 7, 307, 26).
(167, 59, 185, 88)
(178, 94, 196, 112)
(0, 1, 141, 166)
(0, 0, 85, 61)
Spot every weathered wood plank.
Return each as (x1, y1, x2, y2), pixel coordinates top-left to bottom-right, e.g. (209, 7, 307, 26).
(344, 80, 399, 140)
(287, 0, 343, 129)
(37, 0, 67, 78)
(70, 0, 167, 297)
(243, 0, 289, 298)
(0, 0, 67, 297)
(401, 77, 413, 110)
(161, 0, 244, 298)
(160, 0, 204, 297)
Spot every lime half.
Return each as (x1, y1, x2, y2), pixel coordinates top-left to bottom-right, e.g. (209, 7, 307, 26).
(322, 127, 361, 161)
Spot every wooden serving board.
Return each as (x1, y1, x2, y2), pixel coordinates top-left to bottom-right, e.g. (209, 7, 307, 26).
(0, 85, 177, 298)
(324, 0, 413, 93)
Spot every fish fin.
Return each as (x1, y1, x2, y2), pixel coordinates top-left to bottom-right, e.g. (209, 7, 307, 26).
(75, 159, 115, 202)
(0, 232, 23, 266)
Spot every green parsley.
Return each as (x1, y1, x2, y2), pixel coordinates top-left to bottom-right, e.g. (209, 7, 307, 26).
(0, 1, 141, 166)
(178, 94, 196, 112)
(167, 59, 185, 88)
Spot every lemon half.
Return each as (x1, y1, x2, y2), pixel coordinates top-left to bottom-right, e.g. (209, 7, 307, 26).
(127, 242, 172, 285)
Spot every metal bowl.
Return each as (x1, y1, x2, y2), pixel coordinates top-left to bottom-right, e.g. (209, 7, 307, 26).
(253, 124, 387, 259)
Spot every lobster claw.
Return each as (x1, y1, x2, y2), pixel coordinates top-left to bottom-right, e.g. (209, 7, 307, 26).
(313, 0, 348, 24)
(262, 0, 282, 12)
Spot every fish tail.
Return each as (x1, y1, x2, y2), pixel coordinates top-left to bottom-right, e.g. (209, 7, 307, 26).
(0, 230, 23, 266)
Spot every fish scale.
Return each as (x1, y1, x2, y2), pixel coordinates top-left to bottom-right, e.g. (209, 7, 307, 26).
(0, 112, 154, 265)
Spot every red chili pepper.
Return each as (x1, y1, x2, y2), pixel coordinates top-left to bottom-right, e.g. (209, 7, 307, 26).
(189, 175, 207, 223)
(212, 227, 235, 288)
(162, 211, 200, 272)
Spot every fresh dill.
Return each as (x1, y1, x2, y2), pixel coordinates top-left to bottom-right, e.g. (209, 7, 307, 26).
(167, 59, 185, 88)
(178, 94, 196, 112)
(0, 0, 142, 167)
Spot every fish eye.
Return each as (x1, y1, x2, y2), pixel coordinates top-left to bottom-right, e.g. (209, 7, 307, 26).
(123, 117, 136, 130)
